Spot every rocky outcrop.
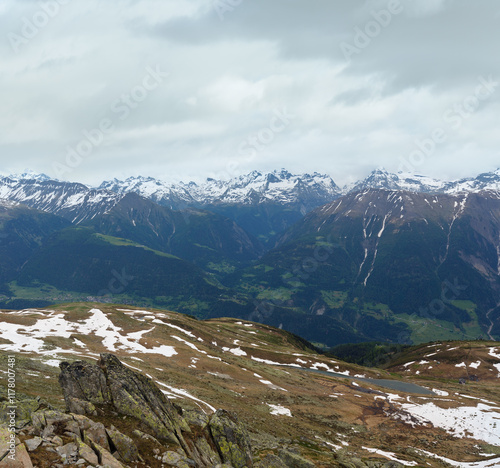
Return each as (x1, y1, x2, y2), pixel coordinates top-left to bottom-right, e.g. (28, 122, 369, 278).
(58, 353, 253, 467)
(59, 354, 187, 444)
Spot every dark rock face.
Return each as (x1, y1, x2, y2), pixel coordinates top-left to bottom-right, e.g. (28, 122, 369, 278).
(58, 353, 253, 467)
(59, 360, 110, 407)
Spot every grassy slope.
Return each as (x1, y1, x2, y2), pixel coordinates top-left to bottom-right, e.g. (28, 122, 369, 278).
(0, 303, 499, 467)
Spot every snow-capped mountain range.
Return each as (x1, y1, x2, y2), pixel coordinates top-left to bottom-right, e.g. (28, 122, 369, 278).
(0, 174, 122, 223)
(98, 169, 341, 210)
(347, 168, 500, 194)
(97, 167, 500, 206)
(1, 168, 500, 223)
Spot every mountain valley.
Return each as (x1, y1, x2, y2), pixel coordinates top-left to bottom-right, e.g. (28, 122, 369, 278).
(0, 169, 500, 347)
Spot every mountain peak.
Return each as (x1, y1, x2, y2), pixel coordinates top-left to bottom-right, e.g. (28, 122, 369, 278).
(348, 170, 445, 194)
(372, 167, 389, 174)
(98, 170, 341, 210)
(3, 170, 53, 182)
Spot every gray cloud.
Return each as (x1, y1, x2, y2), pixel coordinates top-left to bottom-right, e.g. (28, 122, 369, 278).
(0, 0, 499, 186)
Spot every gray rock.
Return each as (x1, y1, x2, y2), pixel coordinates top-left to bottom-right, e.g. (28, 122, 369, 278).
(51, 435, 63, 447)
(43, 410, 74, 427)
(132, 429, 161, 446)
(56, 442, 79, 464)
(24, 437, 43, 452)
(41, 424, 56, 440)
(75, 437, 99, 465)
(255, 454, 288, 468)
(84, 421, 110, 451)
(209, 409, 253, 468)
(161, 451, 193, 467)
(106, 428, 138, 463)
(30, 411, 46, 433)
(278, 449, 317, 468)
(194, 437, 222, 466)
(0, 398, 40, 429)
(64, 419, 82, 438)
(73, 414, 93, 432)
(92, 441, 126, 468)
(67, 398, 97, 416)
(0, 427, 23, 467)
(4, 443, 34, 468)
(182, 409, 210, 429)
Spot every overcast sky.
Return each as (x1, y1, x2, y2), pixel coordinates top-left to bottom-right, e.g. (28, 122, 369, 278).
(1, 0, 499, 187)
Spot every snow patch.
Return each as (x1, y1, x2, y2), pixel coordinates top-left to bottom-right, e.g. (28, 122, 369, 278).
(222, 347, 247, 357)
(267, 404, 292, 417)
(401, 402, 500, 445)
(156, 381, 216, 413)
(171, 335, 207, 354)
(362, 447, 417, 466)
(431, 389, 449, 397)
(416, 449, 500, 468)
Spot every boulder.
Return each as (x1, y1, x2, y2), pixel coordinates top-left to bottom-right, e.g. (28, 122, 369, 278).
(51, 435, 63, 447)
(72, 413, 93, 432)
(63, 418, 81, 438)
(84, 421, 109, 451)
(255, 454, 288, 468)
(66, 398, 97, 416)
(30, 411, 46, 433)
(40, 424, 55, 440)
(209, 409, 253, 468)
(183, 408, 210, 429)
(75, 438, 99, 465)
(92, 441, 126, 468)
(0, 427, 16, 463)
(55, 442, 79, 465)
(278, 449, 317, 468)
(193, 436, 222, 466)
(0, 436, 33, 468)
(41, 410, 73, 427)
(132, 429, 161, 445)
(161, 451, 194, 467)
(24, 437, 42, 452)
(106, 428, 138, 463)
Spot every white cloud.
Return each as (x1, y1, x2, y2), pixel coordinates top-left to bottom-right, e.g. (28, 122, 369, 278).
(0, 0, 499, 186)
